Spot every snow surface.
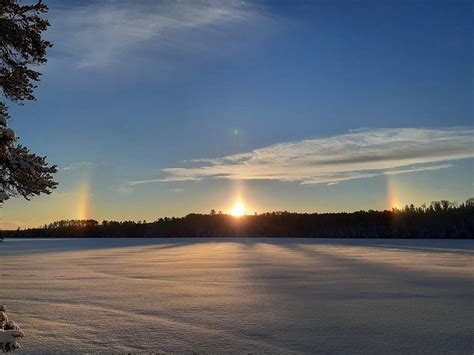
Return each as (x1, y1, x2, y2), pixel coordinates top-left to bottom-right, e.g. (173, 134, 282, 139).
(1, 238, 473, 353)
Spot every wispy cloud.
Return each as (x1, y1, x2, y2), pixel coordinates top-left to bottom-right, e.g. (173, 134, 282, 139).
(128, 128, 474, 186)
(48, 0, 264, 68)
(62, 161, 94, 171)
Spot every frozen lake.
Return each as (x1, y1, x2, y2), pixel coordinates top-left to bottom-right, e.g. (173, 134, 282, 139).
(1, 238, 473, 353)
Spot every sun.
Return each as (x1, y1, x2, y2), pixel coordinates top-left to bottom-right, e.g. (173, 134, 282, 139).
(231, 202, 246, 217)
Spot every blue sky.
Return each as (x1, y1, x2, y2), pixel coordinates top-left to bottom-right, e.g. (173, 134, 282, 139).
(1, 0, 473, 228)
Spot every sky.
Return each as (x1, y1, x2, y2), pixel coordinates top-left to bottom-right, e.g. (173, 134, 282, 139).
(1, 0, 473, 228)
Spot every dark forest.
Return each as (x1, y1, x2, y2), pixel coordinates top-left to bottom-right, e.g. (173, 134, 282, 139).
(2, 199, 473, 239)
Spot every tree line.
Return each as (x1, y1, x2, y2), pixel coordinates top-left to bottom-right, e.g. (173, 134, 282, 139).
(2, 198, 473, 239)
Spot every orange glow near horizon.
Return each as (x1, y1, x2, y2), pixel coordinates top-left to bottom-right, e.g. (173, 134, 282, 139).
(78, 179, 90, 220)
(229, 180, 247, 217)
(386, 175, 404, 210)
(231, 201, 246, 217)
(79, 193, 89, 220)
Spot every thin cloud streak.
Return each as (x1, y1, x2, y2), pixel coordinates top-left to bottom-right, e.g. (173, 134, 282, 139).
(128, 128, 474, 186)
(62, 161, 94, 171)
(48, 0, 262, 68)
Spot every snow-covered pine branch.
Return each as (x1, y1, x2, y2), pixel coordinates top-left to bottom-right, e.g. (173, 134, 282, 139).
(0, 0, 57, 205)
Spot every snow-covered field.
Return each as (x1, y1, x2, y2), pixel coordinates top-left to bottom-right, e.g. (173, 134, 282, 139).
(1, 238, 473, 353)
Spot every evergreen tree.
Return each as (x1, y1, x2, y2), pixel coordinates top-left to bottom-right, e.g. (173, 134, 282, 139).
(0, 0, 57, 203)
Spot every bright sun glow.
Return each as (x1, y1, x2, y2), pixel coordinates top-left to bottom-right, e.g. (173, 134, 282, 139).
(231, 202, 246, 217)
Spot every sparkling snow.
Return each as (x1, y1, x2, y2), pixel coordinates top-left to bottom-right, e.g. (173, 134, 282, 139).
(1, 238, 473, 353)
